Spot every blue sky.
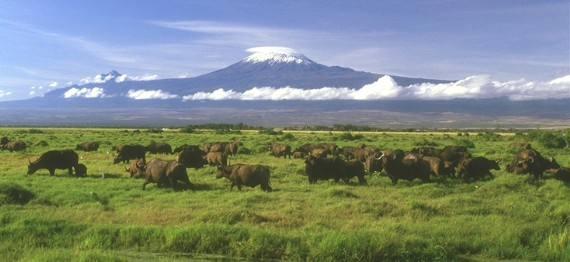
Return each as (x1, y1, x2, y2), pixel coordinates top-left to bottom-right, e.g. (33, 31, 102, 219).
(0, 0, 568, 100)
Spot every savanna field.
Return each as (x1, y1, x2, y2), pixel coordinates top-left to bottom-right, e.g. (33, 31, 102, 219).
(0, 128, 569, 261)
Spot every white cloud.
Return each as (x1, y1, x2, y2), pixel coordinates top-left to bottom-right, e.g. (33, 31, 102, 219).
(29, 90, 36, 96)
(64, 87, 105, 98)
(48, 81, 58, 88)
(80, 74, 116, 84)
(126, 89, 178, 100)
(182, 74, 570, 101)
(0, 90, 12, 98)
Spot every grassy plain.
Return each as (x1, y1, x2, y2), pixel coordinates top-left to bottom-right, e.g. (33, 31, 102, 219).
(0, 128, 568, 261)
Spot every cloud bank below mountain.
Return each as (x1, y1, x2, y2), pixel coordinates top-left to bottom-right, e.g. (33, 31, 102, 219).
(182, 74, 570, 101)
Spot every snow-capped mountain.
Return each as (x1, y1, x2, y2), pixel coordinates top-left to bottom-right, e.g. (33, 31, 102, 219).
(44, 46, 448, 99)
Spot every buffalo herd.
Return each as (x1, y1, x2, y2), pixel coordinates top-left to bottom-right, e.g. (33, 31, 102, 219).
(18, 137, 570, 192)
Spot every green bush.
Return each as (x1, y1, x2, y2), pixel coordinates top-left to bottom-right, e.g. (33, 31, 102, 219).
(337, 132, 364, 141)
(455, 139, 475, 148)
(536, 133, 567, 149)
(0, 183, 35, 205)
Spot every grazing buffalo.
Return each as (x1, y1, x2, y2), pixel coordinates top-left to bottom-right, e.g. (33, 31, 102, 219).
(225, 141, 241, 156)
(421, 156, 447, 177)
(411, 146, 442, 157)
(76, 141, 99, 152)
(439, 145, 471, 174)
(113, 144, 146, 164)
(75, 164, 87, 177)
(203, 142, 227, 153)
(340, 146, 358, 160)
(297, 143, 338, 157)
(379, 151, 431, 184)
(216, 164, 272, 192)
(352, 145, 380, 162)
(28, 150, 79, 176)
(125, 159, 146, 178)
(507, 148, 559, 179)
(457, 157, 500, 181)
(205, 151, 228, 167)
(305, 156, 366, 185)
(547, 168, 570, 183)
(177, 145, 207, 169)
(141, 159, 192, 190)
(2, 141, 27, 152)
(292, 151, 306, 159)
(364, 155, 382, 174)
(146, 142, 172, 154)
(270, 143, 292, 158)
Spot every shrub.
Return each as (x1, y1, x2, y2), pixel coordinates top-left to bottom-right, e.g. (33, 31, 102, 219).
(337, 132, 364, 141)
(259, 129, 283, 135)
(0, 183, 35, 205)
(280, 133, 296, 141)
(536, 132, 567, 149)
(455, 139, 475, 148)
(180, 126, 194, 133)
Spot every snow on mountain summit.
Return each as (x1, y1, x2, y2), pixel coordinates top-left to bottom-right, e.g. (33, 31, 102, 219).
(243, 46, 314, 64)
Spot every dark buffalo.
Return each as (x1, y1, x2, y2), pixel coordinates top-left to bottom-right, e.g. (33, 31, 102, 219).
(2, 141, 27, 152)
(457, 157, 500, 181)
(216, 164, 272, 192)
(125, 159, 146, 178)
(76, 141, 99, 152)
(114, 144, 146, 164)
(364, 155, 382, 174)
(75, 164, 87, 177)
(177, 145, 207, 169)
(547, 168, 570, 183)
(0, 136, 9, 146)
(378, 150, 431, 184)
(508, 149, 559, 179)
(205, 151, 228, 167)
(141, 159, 192, 190)
(305, 156, 366, 184)
(340, 146, 358, 160)
(270, 143, 291, 158)
(28, 150, 79, 176)
(146, 142, 172, 154)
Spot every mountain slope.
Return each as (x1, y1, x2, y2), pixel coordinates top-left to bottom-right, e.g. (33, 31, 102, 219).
(44, 47, 449, 98)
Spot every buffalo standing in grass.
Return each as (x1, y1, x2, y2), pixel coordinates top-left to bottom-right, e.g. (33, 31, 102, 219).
(421, 156, 449, 177)
(457, 157, 500, 182)
(76, 142, 99, 152)
(2, 141, 27, 152)
(270, 143, 292, 159)
(113, 144, 146, 164)
(305, 156, 366, 185)
(507, 148, 559, 179)
(292, 151, 306, 159)
(177, 145, 207, 169)
(140, 159, 192, 190)
(203, 142, 227, 153)
(146, 142, 172, 154)
(28, 150, 79, 176)
(225, 141, 241, 157)
(378, 150, 431, 184)
(364, 155, 383, 174)
(126, 159, 146, 178)
(216, 164, 272, 192)
(205, 151, 228, 167)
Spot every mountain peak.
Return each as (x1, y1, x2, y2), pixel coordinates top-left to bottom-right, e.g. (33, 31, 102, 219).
(243, 46, 314, 65)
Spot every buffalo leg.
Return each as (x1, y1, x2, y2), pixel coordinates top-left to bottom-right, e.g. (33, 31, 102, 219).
(142, 180, 150, 190)
(358, 176, 367, 185)
(49, 169, 55, 176)
(68, 167, 73, 176)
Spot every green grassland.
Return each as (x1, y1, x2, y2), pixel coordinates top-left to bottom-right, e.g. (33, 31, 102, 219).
(0, 128, 569, 261)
